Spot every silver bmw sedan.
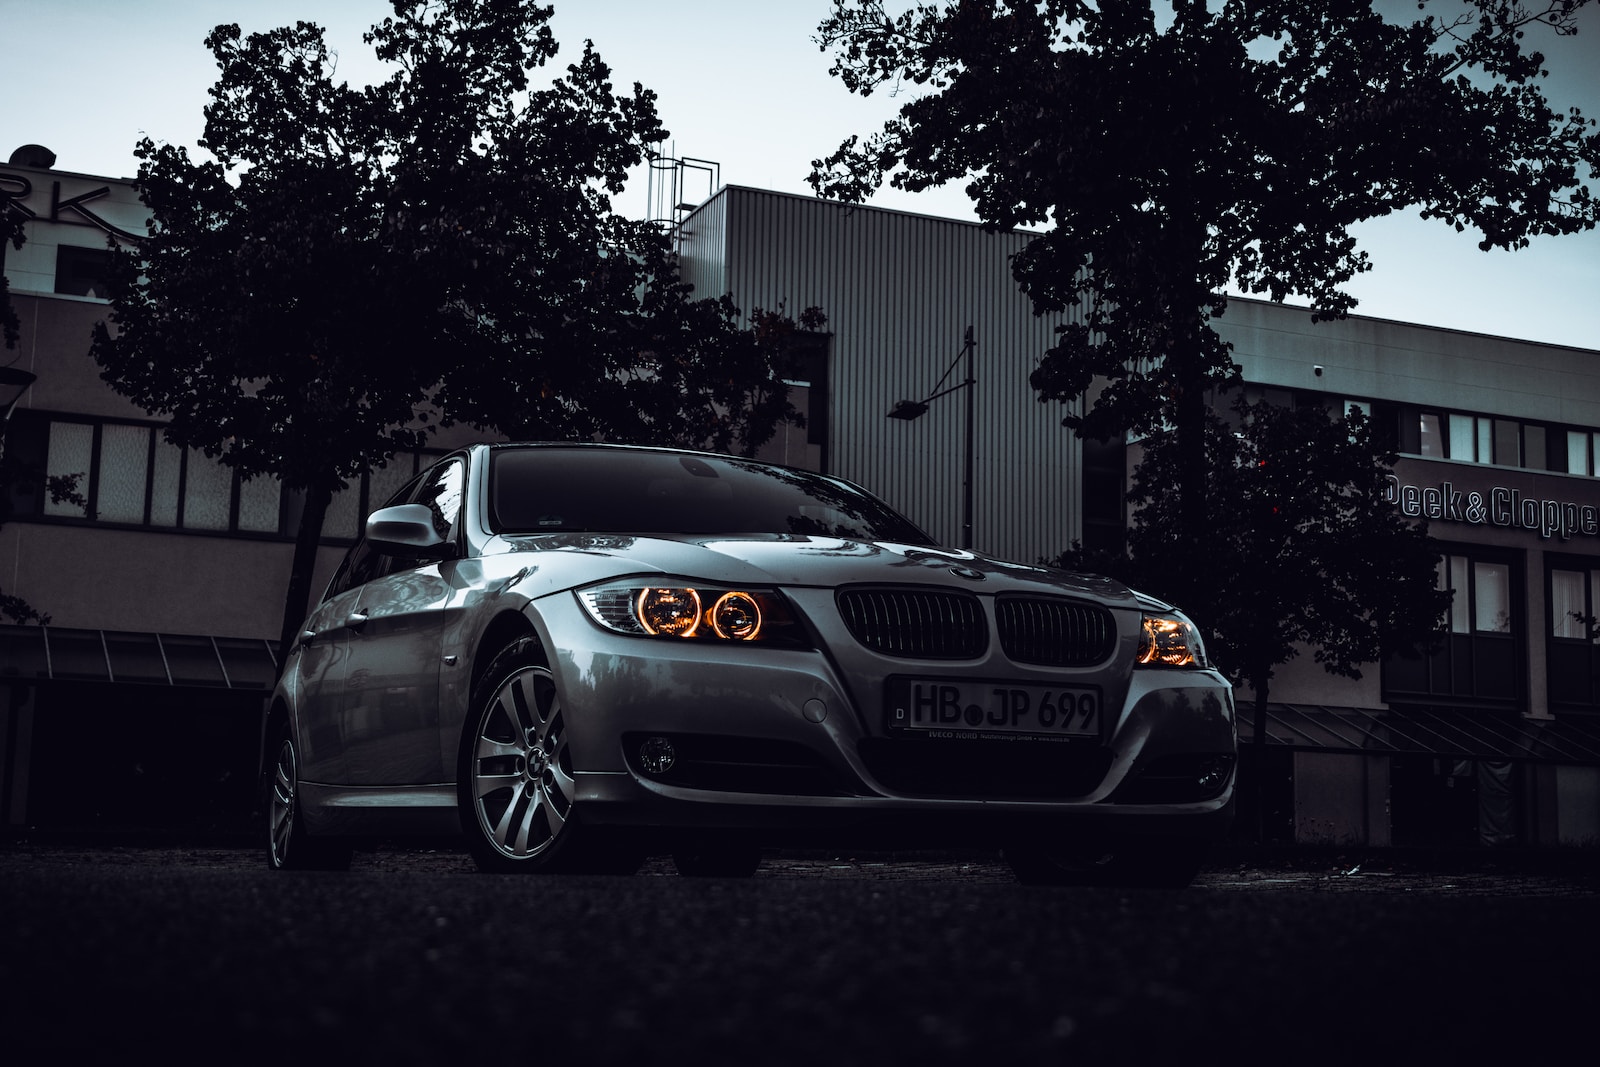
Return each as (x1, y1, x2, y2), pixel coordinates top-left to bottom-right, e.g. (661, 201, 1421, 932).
(264, 443, 1235, 885)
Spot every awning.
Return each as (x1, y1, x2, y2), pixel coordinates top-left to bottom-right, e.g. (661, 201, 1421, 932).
(1240, 702, 1600, 766)
(0, 626, 279, 690)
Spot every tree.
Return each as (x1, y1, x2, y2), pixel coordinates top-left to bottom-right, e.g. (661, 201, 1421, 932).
(2, 192, 24, 350)
(1051, 395, 1448, 840)
(436, 227, 823, 453)
(0, 471, 86, 624)
(1121, 397, 1448, 726)
(2, 188, 28, 619)
(2, 176, 85, 623)
(812, 0, 1600, 608)
(92, 0, 812, 664)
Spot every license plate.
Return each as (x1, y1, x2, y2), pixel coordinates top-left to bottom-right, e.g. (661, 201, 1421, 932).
(886, 679, 1101, 738)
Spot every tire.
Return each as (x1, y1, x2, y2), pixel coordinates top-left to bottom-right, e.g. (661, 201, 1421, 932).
(1005, 839, 1207, 889)
(458, 638, 642, 875)
(266, 723, 353, 871)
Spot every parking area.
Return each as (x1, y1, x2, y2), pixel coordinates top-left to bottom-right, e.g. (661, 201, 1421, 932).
(4, 840, 1596, 896)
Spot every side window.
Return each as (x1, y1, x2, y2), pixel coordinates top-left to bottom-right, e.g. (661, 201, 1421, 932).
(412, 458, 465, 546)
(324, 541, 373, 603)
(322, 472, 424, 601)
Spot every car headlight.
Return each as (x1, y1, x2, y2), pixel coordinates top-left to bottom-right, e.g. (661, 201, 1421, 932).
(577, 580, 808, 646)
(1136, 612, 1208, 669)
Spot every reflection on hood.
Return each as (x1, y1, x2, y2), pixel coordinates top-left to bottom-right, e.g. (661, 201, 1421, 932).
(488, 532, 1139, 606)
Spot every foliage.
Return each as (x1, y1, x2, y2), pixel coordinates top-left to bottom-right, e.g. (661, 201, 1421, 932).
(814, 0, 1599, 433)
(90, 0, 814, 660)
(1, 196, 23, 350)
(1059, 396, 1449, 713)
(439, 229, 824, 453)
(0, 468, 85, 624)
(2, 200, 41, 621)
(812, 0, 1600, 602)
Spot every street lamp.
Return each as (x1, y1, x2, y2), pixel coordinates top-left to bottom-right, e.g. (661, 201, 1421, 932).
(886, 326, 976, 549)
(0, 365, 36, 459)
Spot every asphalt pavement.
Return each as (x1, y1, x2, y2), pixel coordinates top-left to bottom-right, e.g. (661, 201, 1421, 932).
(6, 835, 1598, 892)
(3, 839, 1597, 1064)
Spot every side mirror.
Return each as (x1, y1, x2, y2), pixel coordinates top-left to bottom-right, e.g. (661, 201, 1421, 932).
(366, 504, 453, 558)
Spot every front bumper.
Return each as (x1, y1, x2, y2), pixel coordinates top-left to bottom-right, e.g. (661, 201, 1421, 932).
(571, 769, 1236, 851)
(531, 592, 1237, 846)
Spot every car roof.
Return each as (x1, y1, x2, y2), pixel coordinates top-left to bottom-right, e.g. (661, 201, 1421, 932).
(480, 441, 816, 476)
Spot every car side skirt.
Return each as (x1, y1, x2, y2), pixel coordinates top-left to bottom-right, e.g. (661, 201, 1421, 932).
(298, 782, 460, 837)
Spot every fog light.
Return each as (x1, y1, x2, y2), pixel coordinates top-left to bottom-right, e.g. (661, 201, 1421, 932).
(640, 736, 676, 775)
(1196, 756, 1233, 791)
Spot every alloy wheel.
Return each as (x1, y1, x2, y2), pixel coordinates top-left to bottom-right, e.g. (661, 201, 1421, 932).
(269, 738, 298, 868)
(469, 665, 577, 860)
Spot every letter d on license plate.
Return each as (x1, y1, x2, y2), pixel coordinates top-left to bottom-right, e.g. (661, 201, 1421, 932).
(886, 678, 1100, 738)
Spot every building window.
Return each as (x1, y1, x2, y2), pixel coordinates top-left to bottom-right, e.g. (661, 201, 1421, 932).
(238, 474, 283, 533)
(1550, 567, 1595, 640)
(1438, 412, 1521, 466)
(1549, 562, 1600, 710)
(1338, 399, 1382, 444)
(1493, 420, 1522, 468)
(1564, 430, 1599, 477)
(181, 449, 235, 531)
(41, 421, 93, 518)
(54, 245, 114, 298)
(6, 411, 438, 543)
(1440, 554, 1512, 635)
(1079, 433, 1126, 557)
(1467, 558, 1512, 633)
(322, 453, 425, 540)
(1384, 547, 1522, 707)
(1402, 407, 1600, 475)
(1417, 412, 1444, 458)
(1524, 424, 1547, 470)
(1448, 413, 1492, 464)
(150, 436, 183, 526)
(97, 422, 154, 523)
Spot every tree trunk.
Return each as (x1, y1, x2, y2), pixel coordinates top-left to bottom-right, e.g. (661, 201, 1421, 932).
(1172, 311, 1210, 612)
(275, 482, 333, 675)
(1251, 672, 1272, 844)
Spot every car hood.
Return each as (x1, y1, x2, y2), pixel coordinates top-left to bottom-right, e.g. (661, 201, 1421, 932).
(485, 532, 1145, 608)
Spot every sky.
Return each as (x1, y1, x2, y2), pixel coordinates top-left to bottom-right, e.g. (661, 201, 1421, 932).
(5, 0, 1599, 350)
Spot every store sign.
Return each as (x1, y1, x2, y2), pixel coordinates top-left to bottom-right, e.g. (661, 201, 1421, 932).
(0, 170, 144, 242)
(1384, 474, 1599, 541)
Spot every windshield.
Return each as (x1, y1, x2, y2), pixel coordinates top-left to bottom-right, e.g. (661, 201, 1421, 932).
(489, 447, 933, 544)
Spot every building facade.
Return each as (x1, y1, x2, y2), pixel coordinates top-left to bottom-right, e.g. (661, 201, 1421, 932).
(1211, 301, 1600, 847)
(675, 185, 1082, 563)
(0, 152, 472, 831)
(3, 156, 1596, 844)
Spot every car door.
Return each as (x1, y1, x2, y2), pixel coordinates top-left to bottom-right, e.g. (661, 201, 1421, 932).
(337, 457, 465, 786)
(293, 525, 403, 785)
(292, 581, 360, 786)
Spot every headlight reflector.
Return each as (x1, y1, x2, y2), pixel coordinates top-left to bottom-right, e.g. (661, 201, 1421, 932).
(1137, 613, 1207, 668)
(637, 587, 703, 637)
(578, 580, 803, 646)
(710, 591, 762, 640)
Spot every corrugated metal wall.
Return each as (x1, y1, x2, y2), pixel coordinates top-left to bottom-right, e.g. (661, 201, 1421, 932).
(676, 186, 1081, 564)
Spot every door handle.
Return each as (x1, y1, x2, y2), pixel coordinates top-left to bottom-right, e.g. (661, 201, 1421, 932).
(345, 610, 370, 630)
(297, 629, 317, 649)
